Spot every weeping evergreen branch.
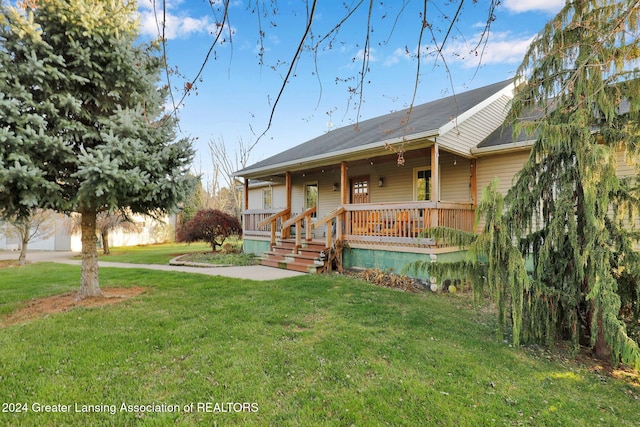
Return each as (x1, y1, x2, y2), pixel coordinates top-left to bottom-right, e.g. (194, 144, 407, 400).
(507, 0, 640, 368)
(409, 179, 531, 344)
(414, 0, 640, 369)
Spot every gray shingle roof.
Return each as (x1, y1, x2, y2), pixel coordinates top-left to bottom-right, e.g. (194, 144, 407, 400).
(477, 124, 535, 148)
(236, 79, 514, 176)
(478, 96, 634, 149)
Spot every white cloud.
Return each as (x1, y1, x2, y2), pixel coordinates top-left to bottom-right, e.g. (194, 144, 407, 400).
(503, 0, 564, 13)
(137, 0, 230, 40)
(441, 31, 535, 68)
(352, 48, 378, 63)
(384, 47, 412, 67)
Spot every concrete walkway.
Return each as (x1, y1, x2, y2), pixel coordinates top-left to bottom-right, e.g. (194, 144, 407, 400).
(0, 250, 304, 281)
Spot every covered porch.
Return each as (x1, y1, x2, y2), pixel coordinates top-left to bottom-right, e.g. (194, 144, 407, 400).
(243, 200, 475, 250)
(233, 80, 516, 274)
(240, 142, 478, 274)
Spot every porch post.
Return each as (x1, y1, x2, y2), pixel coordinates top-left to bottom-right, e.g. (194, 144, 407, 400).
(283, 171, 292, 239)
(286, 171, 292, 211)
(243, 178, 249, 210)
(339, 161, 347, 240)
(430, 143, 440, 202)
(470, 159, 477, 206)
(340, 161, 347, 205)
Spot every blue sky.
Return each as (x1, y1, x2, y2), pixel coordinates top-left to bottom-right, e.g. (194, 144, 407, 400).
(137, 0, 564, 183)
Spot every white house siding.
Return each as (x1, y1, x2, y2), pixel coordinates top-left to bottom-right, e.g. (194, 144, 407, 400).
(440, 151, 473, 202)
(246, 147, 475, 216)
(437, 92, 513, 156)
(347, 156, 423, 203)
(616, 148, 636, 178)
(53, 217, 72, 250)
(273, 185, 288, 209)
(612, 148, 640, 237)
(247, 183, 288, 210)
(248, 188, 264, 210)
(476, 150, 531, 198)
(475, 147, 634, 202)
(290, 178, 305, 214)
(292, 172, 341, 215)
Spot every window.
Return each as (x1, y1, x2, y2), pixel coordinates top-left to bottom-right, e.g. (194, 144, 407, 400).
(414, 168, 431, 201)
(262, 187, 272, 209)
(305, 182, 318, 217)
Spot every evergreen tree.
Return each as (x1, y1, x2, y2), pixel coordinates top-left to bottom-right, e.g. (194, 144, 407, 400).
(414, 0, 640, 368)
(0, 0, 196, 298)
(507, 0, 640, 365)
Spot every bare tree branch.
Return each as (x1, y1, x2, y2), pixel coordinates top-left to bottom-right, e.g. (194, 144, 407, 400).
(254, 0, 319, 145)
(154, 1, 503, 152)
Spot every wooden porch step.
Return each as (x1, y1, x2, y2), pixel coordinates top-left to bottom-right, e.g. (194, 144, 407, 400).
(271, 246, 296, 256)
(301, 240, 326, 250)
(284, 261, 323, 274)
(278, 238, 299, 246)
(289, 251, 321, 261)
(260, 257, 322, 273)
(260, 257, 284, 268)
(260, 238, 327, 273)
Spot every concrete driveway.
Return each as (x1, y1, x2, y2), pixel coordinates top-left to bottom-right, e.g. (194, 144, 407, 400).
(0, 250, 304, 281)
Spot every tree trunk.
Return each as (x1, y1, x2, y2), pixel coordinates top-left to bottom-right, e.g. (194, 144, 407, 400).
(101, 229, 110, 255)
(78, 208, 102, 299)
(18, 234, 28, 265)
(593, 310, 612, 361)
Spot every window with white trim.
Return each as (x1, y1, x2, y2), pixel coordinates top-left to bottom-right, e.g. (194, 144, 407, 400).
(262, 187, 272, 209)
(414, 168, 431, 201)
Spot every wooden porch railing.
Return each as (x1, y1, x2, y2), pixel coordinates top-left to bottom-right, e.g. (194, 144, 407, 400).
(281, 206, 316, 248)
(343, 201, 474, 247)
(312, 207, 345, 247)
(245, 208, 291, 249)
(243, 201, 474, 249)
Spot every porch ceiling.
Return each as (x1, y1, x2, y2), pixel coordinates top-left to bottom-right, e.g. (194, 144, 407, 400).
(240, 137, 436, 180)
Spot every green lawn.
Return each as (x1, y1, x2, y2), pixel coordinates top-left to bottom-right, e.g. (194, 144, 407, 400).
(1, 263, 638, 426)
(96, 242, 211, 264)
(97, 241, 251, 265)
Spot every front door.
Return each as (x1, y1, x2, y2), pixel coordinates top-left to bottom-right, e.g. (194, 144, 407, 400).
(351, 176, 370, 204)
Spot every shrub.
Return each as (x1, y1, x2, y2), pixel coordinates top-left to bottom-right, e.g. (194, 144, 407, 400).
(177, 209, 242, 252)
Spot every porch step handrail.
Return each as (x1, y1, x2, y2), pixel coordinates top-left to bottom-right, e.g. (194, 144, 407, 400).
(281, 206, 315, 229)
(257, 207, 291, 228)
(257, 207, 291, 249)
(312, 206, 345, 247)
(281, 206, 316, 249)
(245, 201, 475, 251)
(313, 207, 345, 227)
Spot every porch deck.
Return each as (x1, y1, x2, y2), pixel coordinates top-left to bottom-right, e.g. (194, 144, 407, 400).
(243, 201, 475, 252)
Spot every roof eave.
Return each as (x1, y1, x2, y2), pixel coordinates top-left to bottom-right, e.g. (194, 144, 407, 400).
(234, 129, 439, 179)
(471, 139, 535, 156)
(438, 81, 516, 136)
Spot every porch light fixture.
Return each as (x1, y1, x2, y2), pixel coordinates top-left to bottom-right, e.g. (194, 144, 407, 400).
(378, 177, 384, 187)
(333, 183, 338, 191)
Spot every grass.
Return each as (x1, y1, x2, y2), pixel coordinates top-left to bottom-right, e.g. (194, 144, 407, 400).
(96, 242, 211, 264)
(1, 263, 639, 426)
(96, 241, 254, 266)
(175, 252, 258, 266)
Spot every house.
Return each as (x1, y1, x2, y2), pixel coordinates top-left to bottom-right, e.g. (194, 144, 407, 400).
(234, 79, 536, 276)
(0, 212, 179, 253)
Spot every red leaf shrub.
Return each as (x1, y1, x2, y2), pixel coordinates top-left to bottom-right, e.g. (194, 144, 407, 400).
(177, 209, 242, 252)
